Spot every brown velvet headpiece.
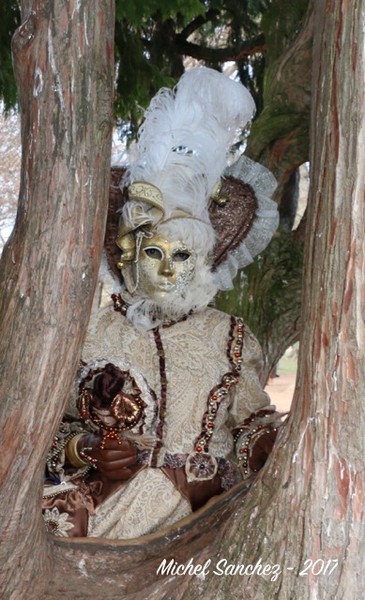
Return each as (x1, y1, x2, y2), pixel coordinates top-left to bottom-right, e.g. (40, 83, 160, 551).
(105, 167, 258, 280)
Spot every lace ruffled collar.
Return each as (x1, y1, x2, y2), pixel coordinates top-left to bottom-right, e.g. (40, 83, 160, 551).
(111, 293, 191, 329)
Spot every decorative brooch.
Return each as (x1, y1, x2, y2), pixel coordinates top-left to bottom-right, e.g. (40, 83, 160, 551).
(77, 363, 145, 449)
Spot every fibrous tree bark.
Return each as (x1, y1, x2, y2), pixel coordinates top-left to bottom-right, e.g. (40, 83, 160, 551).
(0, 1, 114, 598)
(247, 0, 312, 194)
(1, 0, 364, 599)
(216, 1, 312, 377)
(196, 0, 364, 598)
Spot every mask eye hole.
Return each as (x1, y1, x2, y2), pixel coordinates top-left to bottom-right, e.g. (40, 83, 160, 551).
(144, 247, 163, 260)
(173, 251, 191, 262)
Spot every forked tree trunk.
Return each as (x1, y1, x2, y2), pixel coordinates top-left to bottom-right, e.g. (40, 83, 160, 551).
(0, 1, 114, 598)
(0, 1, 364, 599)
(216, 2, 313, 375)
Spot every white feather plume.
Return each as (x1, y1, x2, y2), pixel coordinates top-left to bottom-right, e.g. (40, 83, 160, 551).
(126, 67, 256, 223)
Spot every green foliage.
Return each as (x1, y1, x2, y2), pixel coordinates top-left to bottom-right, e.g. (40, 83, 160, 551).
(111, 0, 275, 138)
(0, 3, 20, 112)
(113, 18, 181, 141)
(216, 230, 304, 372)
(262, 0, 308, 60)
(240, 232, 303, 330)
(0, 0, 271, 129)
(115, 0, 203, 26)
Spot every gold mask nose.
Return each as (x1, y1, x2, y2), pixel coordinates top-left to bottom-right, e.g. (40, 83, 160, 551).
(158, 257, 174, 277)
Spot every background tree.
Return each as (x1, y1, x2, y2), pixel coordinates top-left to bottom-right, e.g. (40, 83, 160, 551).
(0, 1, 115, 597)
(217, 0, 311, 379)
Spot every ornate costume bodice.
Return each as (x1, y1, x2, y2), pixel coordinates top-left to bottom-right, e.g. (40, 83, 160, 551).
(81, 301, 269, 468)
(44, 301, 277, 539)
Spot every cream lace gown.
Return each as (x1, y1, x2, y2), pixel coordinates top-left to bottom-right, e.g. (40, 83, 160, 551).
(73, 301, 271, 539)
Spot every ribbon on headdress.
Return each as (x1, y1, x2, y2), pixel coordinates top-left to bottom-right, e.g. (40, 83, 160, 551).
(116, 180, 203, 253)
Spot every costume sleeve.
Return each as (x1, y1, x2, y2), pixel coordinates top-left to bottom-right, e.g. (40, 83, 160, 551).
(43, 416, 89, 497)
(228, 319, 284, 479)
(43, 302, 113, 494)
(228, 323, 271, 422)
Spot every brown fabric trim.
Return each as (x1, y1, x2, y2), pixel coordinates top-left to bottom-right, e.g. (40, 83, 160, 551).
(105, 168, 259, 277)
(209, 177, 258, 268)
(150, 328, 168, 467)
(42, 475, 99, 538)
(191, 316, 244, 456)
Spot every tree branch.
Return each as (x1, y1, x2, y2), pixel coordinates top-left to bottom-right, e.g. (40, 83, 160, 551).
(178, 9, 220, 40)
(174, 33, 265, 62)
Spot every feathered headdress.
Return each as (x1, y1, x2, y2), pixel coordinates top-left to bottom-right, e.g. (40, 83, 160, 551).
(124, 67, 256, 224)
(111, 67, 278, 294)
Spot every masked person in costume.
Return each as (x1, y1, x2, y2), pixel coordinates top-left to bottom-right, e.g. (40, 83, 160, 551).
(43, 67, 282, 539)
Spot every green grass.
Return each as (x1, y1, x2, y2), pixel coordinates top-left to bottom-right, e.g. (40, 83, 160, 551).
(277, 353, 298, 375)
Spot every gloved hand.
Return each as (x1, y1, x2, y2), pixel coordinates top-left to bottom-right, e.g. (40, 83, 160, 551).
(248, 428, 278, 473)
(77, 433, 138, 482)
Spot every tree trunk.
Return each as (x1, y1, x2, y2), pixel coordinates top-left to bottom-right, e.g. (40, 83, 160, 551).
(216, 1, 313, 370)
(196, 0, 364, 597)
(1, 1, 364, 599)
(247, 0, 312, 193)
(217, 231, 303, 385)
(0, 2, 114, 598)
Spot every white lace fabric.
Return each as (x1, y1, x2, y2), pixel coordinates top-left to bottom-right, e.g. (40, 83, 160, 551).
(84, 304, 269, 456)
(79, 302, 270, 538)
